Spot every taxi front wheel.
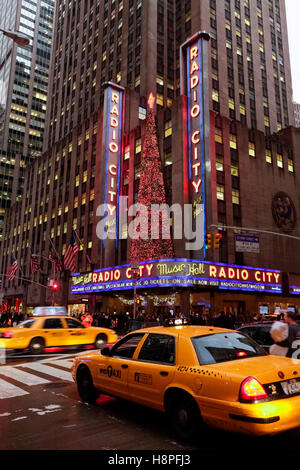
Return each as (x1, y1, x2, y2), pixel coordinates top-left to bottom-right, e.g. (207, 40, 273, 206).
(167, 394, 202, 442)
(77, 366, 100, 404)
(29, 337, 45, 355)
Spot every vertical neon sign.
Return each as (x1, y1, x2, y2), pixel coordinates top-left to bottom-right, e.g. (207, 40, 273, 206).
(101, 82, 125, 266)
(180, 32, 211, 259)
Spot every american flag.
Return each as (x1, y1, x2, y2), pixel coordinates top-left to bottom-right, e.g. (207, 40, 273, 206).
(7, 255, 18, 282)
(30, 254, 40, 274)
(49, 252, 63, 272)
(63, 233, 79, 272)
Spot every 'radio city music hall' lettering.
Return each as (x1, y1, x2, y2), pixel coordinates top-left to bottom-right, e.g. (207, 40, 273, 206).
(100, 83, 124, 252)
(188, 43, 202, 197)
(209, 265, 280, 285)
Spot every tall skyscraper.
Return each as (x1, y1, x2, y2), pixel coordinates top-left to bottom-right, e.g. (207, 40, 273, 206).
(1, 0, 300, 317)
(44, 0, 294, 151)
(0, 0, 55, 157)
(0, 0, 56, 239)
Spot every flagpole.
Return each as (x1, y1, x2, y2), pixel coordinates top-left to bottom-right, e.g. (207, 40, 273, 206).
(49, 237, 60, 258)
(73, 229, 92, 264)
(17, 256, 28, 317)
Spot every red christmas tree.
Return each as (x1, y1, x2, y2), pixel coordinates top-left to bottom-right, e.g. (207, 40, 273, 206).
(130, 106, 174, 263)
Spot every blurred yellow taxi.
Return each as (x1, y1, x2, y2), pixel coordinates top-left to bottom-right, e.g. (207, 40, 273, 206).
(0, 315, 117, 354)
(72, 320, 300, 440)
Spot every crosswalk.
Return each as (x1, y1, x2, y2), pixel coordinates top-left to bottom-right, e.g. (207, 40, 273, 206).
(0, 353, 81, 400)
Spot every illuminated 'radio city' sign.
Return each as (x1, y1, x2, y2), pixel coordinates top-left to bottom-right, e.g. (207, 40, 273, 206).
(180, 32, 210, 258)
(188, 44, 202, 197)
(71, 259, 282, 295)
(101, 82, 125, 248)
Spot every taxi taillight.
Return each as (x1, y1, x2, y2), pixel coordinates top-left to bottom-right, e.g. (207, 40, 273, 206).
(239, 376, 268, 402)
(2, 331, 14, 338)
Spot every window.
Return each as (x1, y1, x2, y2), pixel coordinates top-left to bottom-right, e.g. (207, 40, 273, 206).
(266, 149, 272, 164)
(216, 155, 224, 171)
(66, 318, 84, 329)
(240, 326, 273, 347)
(191, 332, 266, 365)
(110, 333, 145, 358)
(138, 334, 175, 364)
(231, 164, 239, 176)
(16, 319, 35, 329)
(229, 133, 237, 149)
(215, 127, 223, 143)
(277, 153, 283, 168)
(43, 318, 63, 329)
(135, 138, 141, 154)
(249, 141, 255, 157)
(288, 159, 294, 173)
(232, 189, 240, 205)
(164, 120, 172, 138)
(217, 184, 224, 201)
(124, 145, 130, 160)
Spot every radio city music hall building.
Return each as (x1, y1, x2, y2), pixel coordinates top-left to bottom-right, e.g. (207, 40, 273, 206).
(1, 0, 300, 318)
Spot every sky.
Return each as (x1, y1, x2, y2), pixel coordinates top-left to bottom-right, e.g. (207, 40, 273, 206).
(285, 0, 300, 103)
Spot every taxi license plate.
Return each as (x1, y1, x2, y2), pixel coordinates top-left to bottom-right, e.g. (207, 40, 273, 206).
(281, 379, 300, 396)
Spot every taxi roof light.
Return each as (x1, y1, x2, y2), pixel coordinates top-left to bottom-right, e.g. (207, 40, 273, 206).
(240, 376, 268, 402)
(164, 318, 189, 327)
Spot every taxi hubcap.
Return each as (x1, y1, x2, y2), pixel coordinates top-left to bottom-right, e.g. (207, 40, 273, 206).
(178, 408, 189, 427)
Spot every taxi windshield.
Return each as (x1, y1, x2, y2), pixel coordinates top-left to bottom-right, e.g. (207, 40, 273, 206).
(16, 319, 36, 329)
(192, 332, 267, 365)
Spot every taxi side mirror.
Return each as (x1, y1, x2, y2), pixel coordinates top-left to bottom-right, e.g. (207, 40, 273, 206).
(101, 347, 111, 356)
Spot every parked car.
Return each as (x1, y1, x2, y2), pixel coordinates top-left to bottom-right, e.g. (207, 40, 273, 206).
(237, 322, 274, 352)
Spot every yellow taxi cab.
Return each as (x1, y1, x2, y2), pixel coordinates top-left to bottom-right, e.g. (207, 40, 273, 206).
(72, 319, 300, 440)
(0, 314, 118, 354)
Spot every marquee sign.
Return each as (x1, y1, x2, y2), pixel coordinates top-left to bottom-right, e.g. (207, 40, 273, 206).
(289, 273, 300, 295)
(100, 82, 125, 266)
(71, 259, 282, 295)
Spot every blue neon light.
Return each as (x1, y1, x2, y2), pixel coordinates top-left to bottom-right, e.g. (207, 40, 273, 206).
(81, 258, 280, 274)
(199, 38, 206, 260)
(103, 86, 111, 248)
(115, 89, 123, 249)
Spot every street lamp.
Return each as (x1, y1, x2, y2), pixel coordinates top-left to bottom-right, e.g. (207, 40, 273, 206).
(0, 28, 30, 46)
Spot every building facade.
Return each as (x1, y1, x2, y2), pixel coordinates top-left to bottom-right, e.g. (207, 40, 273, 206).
(294, 102, 300, 128)
(0, 0, 55, 239)
(44, 0, 294, 152)
(1, 0, 300, 319)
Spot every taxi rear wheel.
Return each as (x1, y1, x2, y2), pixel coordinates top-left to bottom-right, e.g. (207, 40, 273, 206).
(94, 334, 107, 349)
(77, 366, 100, 404)
(167, 394, 201, 441)
(29, 337, 45, 354)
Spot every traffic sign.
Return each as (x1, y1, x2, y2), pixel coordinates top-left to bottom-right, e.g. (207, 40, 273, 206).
(235, 234, 260, 253)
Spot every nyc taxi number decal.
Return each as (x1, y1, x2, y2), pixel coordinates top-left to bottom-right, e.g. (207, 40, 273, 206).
(134, 372, 152, 385)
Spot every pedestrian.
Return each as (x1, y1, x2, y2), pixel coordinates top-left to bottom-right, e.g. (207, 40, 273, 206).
(283, 311, 300, 358)
(81, 312, 93, 328)
(270, 311, 300, 358)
